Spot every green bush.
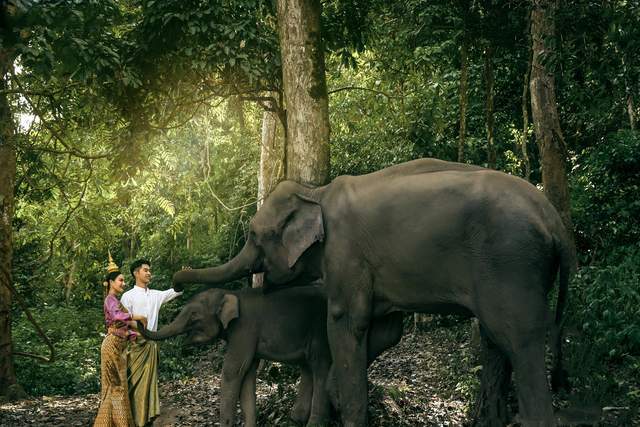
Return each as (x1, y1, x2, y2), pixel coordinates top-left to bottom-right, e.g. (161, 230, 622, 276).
(12, 306, 103, 396)
(571, 129, 640, 261)
(569, 245, 640, 360)
(12, 304, 205, 396)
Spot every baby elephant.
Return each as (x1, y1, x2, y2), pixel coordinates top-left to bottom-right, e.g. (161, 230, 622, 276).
(141, 285, 403, 427)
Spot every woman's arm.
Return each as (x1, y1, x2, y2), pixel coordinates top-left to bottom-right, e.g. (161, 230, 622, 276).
(128, 314, 147, 329)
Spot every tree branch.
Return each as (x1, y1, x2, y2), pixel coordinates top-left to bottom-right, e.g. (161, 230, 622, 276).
(7, 278, 56, 364)
(328, 85, 395, 98)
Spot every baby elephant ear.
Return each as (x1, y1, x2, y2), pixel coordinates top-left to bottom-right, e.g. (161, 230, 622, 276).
(282, 194, 324, 269)
(217, 293, 239, 329)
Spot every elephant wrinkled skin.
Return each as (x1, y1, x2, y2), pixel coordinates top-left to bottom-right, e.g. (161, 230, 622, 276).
(173, 158, 575, 427)
(141, 285, 403, 427)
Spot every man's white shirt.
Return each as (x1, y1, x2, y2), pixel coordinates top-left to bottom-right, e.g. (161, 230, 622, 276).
(121, 285, 182, 331)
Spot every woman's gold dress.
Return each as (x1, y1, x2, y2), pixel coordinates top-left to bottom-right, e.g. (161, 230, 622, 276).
(93, 295, 136, 427)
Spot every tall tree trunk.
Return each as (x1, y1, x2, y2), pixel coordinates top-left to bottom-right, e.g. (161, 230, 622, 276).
(253, 99, 285, 288)
(521, 35, 533, 181)
(276, 0, 330, 186)
(0, 55, 20, 399)
(529, 0, 575, 247)
(458, 35, 469, 163)
(484, 44, 496, 168)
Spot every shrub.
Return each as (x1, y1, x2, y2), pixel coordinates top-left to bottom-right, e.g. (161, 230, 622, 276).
(568, 245, 640, 360)
(571, 129, 640, 261)
(12, 304, 204, 396)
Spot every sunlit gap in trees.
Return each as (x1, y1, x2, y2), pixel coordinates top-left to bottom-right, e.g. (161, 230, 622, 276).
(12, 63, 38, 131)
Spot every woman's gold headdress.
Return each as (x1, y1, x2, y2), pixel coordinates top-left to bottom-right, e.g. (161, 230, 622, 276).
(107, 251, 120, 273)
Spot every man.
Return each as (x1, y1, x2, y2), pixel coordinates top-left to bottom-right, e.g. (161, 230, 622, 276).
(121, 259, 182, 427)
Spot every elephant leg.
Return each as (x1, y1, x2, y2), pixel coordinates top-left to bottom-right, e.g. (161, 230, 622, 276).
(326, 365, 340, 413)
(366, 312, 404, 364)
(327, 295, 371, 427)
(326, 311, 404, 413)
(239, 359, 259, 427)
(291, 365, 313, 424)
(510, 334, 555, 427)
(470, 326, 512, 427)
(220, 352, 255, 427)
(478, 289, 555, 427)
(307, 358, 331, 426)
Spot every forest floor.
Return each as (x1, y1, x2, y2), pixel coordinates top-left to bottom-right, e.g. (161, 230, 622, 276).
(0, 319, 636, 426)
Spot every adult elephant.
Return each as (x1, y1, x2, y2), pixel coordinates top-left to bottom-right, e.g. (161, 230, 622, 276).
(174, 158, 575, 427)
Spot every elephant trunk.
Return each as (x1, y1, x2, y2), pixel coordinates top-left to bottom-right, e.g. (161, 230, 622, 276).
(173, 239, 260, 287)
(141, 311, 189, 341)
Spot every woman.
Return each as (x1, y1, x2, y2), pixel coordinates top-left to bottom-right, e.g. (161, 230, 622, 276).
(94, 257, 146, 427)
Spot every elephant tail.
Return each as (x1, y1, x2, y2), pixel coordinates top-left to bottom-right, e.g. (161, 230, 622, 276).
(550, 232, 576, 392)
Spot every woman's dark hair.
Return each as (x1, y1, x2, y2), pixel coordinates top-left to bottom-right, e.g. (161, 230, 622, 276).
(106, 270, 122, 283)
(103, 270, 122, 298)
(105, 270, 122, 289)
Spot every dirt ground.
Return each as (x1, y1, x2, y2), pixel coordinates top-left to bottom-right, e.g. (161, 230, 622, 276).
(0, 320, 634, 426)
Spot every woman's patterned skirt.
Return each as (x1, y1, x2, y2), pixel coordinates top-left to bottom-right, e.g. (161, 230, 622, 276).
(93, 334, 134, 427)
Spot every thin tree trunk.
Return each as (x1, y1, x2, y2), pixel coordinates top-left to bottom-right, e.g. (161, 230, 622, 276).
(64, 254, 77, 305)
(258, 102, 285, 208)
(231, 95, 246, 135)
(253, 98, 285, 288)
(0, 54, 20, 399)
(458, 36, 469, 163)
(617, 48, 637, 131)
(627, 91, 636, 131)
(520, 10, 533, 181)
(277, 0, 330, 186)
(623, 67, 636, 130)
(521, 42, 533, 181)
(484, 44, 496, 168)
(529, 0, 575, 248)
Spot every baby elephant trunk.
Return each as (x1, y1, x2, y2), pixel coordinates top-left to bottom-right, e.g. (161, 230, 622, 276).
(140, 311, 189, 341)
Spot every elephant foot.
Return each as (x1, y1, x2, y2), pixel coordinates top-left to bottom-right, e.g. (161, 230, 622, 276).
(305, 415, 329, 427)
(327, 382, 340, 411)
(469, 416, 509, 427)
(514, 415, 557, 427)
(290, 406, 310, 424)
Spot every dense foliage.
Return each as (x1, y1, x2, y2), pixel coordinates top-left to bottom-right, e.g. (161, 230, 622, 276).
(2, 0, 638, 421)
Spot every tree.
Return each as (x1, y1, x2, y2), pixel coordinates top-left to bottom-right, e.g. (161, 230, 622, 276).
(483, 42, 496, 168)
(457, 0, 471, 163)
(253, 96, 285, 288)
(529, 0, 575, 248)
(0, 0, 23, 399)
(0, 53, 20, 401)
(277, 0, 331, 185)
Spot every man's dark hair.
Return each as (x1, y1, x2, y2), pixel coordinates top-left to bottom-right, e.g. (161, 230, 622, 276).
(130, 259, 151, 277)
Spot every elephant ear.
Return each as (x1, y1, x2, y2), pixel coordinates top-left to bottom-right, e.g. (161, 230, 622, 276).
(282, 194, 324, 269)
(217, 294, 239, 329)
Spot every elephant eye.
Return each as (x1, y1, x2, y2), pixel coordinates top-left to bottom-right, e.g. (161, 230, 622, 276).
(265, 229, 278, 239)
(190, 311, 202, 323)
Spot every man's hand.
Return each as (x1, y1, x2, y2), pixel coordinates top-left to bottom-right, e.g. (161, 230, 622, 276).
(132, 315, 147, 330)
